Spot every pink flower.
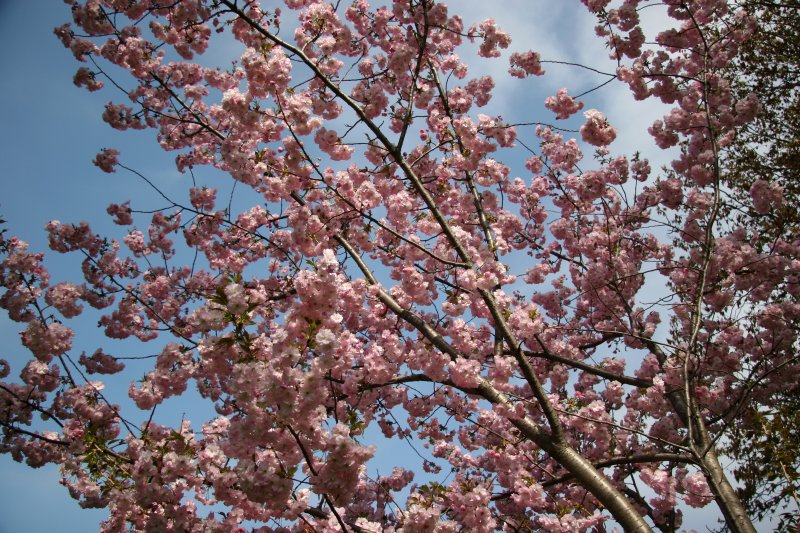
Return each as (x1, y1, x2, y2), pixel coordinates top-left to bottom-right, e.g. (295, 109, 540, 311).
(106, 201, 133, 225)
(545, 88, 584, 119)
(509, 50, 544, 78)
(448, 358, 482, 388)
(241, 47, 291, 97)
(314, 127, 354, 161)
(734, 93, 761, 125)
(93, 148, 120, 173)
(582, 0, 612, 12)
(466, 76, 495, 107)
(21, 322, 74, 363)
(78, 349, 125, 374)
(580, 109, 617, 146)
(470, 19, 512, 58)
(45, 282, 84, 318)
(750, 179, 784, 214)
(189, 187, 217, 211)
(73, 67, 103, 91)
(224, 283, 248, 315)
(681, 471, 714, 508)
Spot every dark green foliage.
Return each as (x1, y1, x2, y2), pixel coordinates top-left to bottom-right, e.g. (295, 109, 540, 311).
(720, 3, 800, 529)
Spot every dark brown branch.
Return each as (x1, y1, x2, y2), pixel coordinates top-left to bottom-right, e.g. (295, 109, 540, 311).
(491, 452, 695, 501)
(521, 335, 653, 388)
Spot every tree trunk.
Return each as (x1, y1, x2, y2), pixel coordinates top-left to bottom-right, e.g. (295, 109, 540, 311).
(700, 447, 757, 533)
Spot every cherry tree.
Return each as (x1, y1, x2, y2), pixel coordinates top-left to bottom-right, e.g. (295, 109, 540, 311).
(0, 0, 795, 531)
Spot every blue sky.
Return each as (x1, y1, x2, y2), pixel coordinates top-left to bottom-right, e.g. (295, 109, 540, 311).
(0, 2, 158, 530)
(0, 1, 734, 531)
(0, 2, 106, 531)
(0, 1, 211, 530)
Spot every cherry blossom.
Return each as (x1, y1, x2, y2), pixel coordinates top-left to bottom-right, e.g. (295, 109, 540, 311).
(0, 2, 789, 532)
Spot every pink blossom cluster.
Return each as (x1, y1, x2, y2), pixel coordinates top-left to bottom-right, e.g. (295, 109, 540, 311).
(0, 1, 791, 532)
(314, 127, 354, 161)
(469, 19, 511, 58)
(749, 178, 784, 214)
(241, 47, 292, 98)
(544, 88, 584, 119)
(508, 50, 544, 78)
(580, 109, 617, 146)
(93, 148, 120, 173)
(73, 66, 103, 91)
